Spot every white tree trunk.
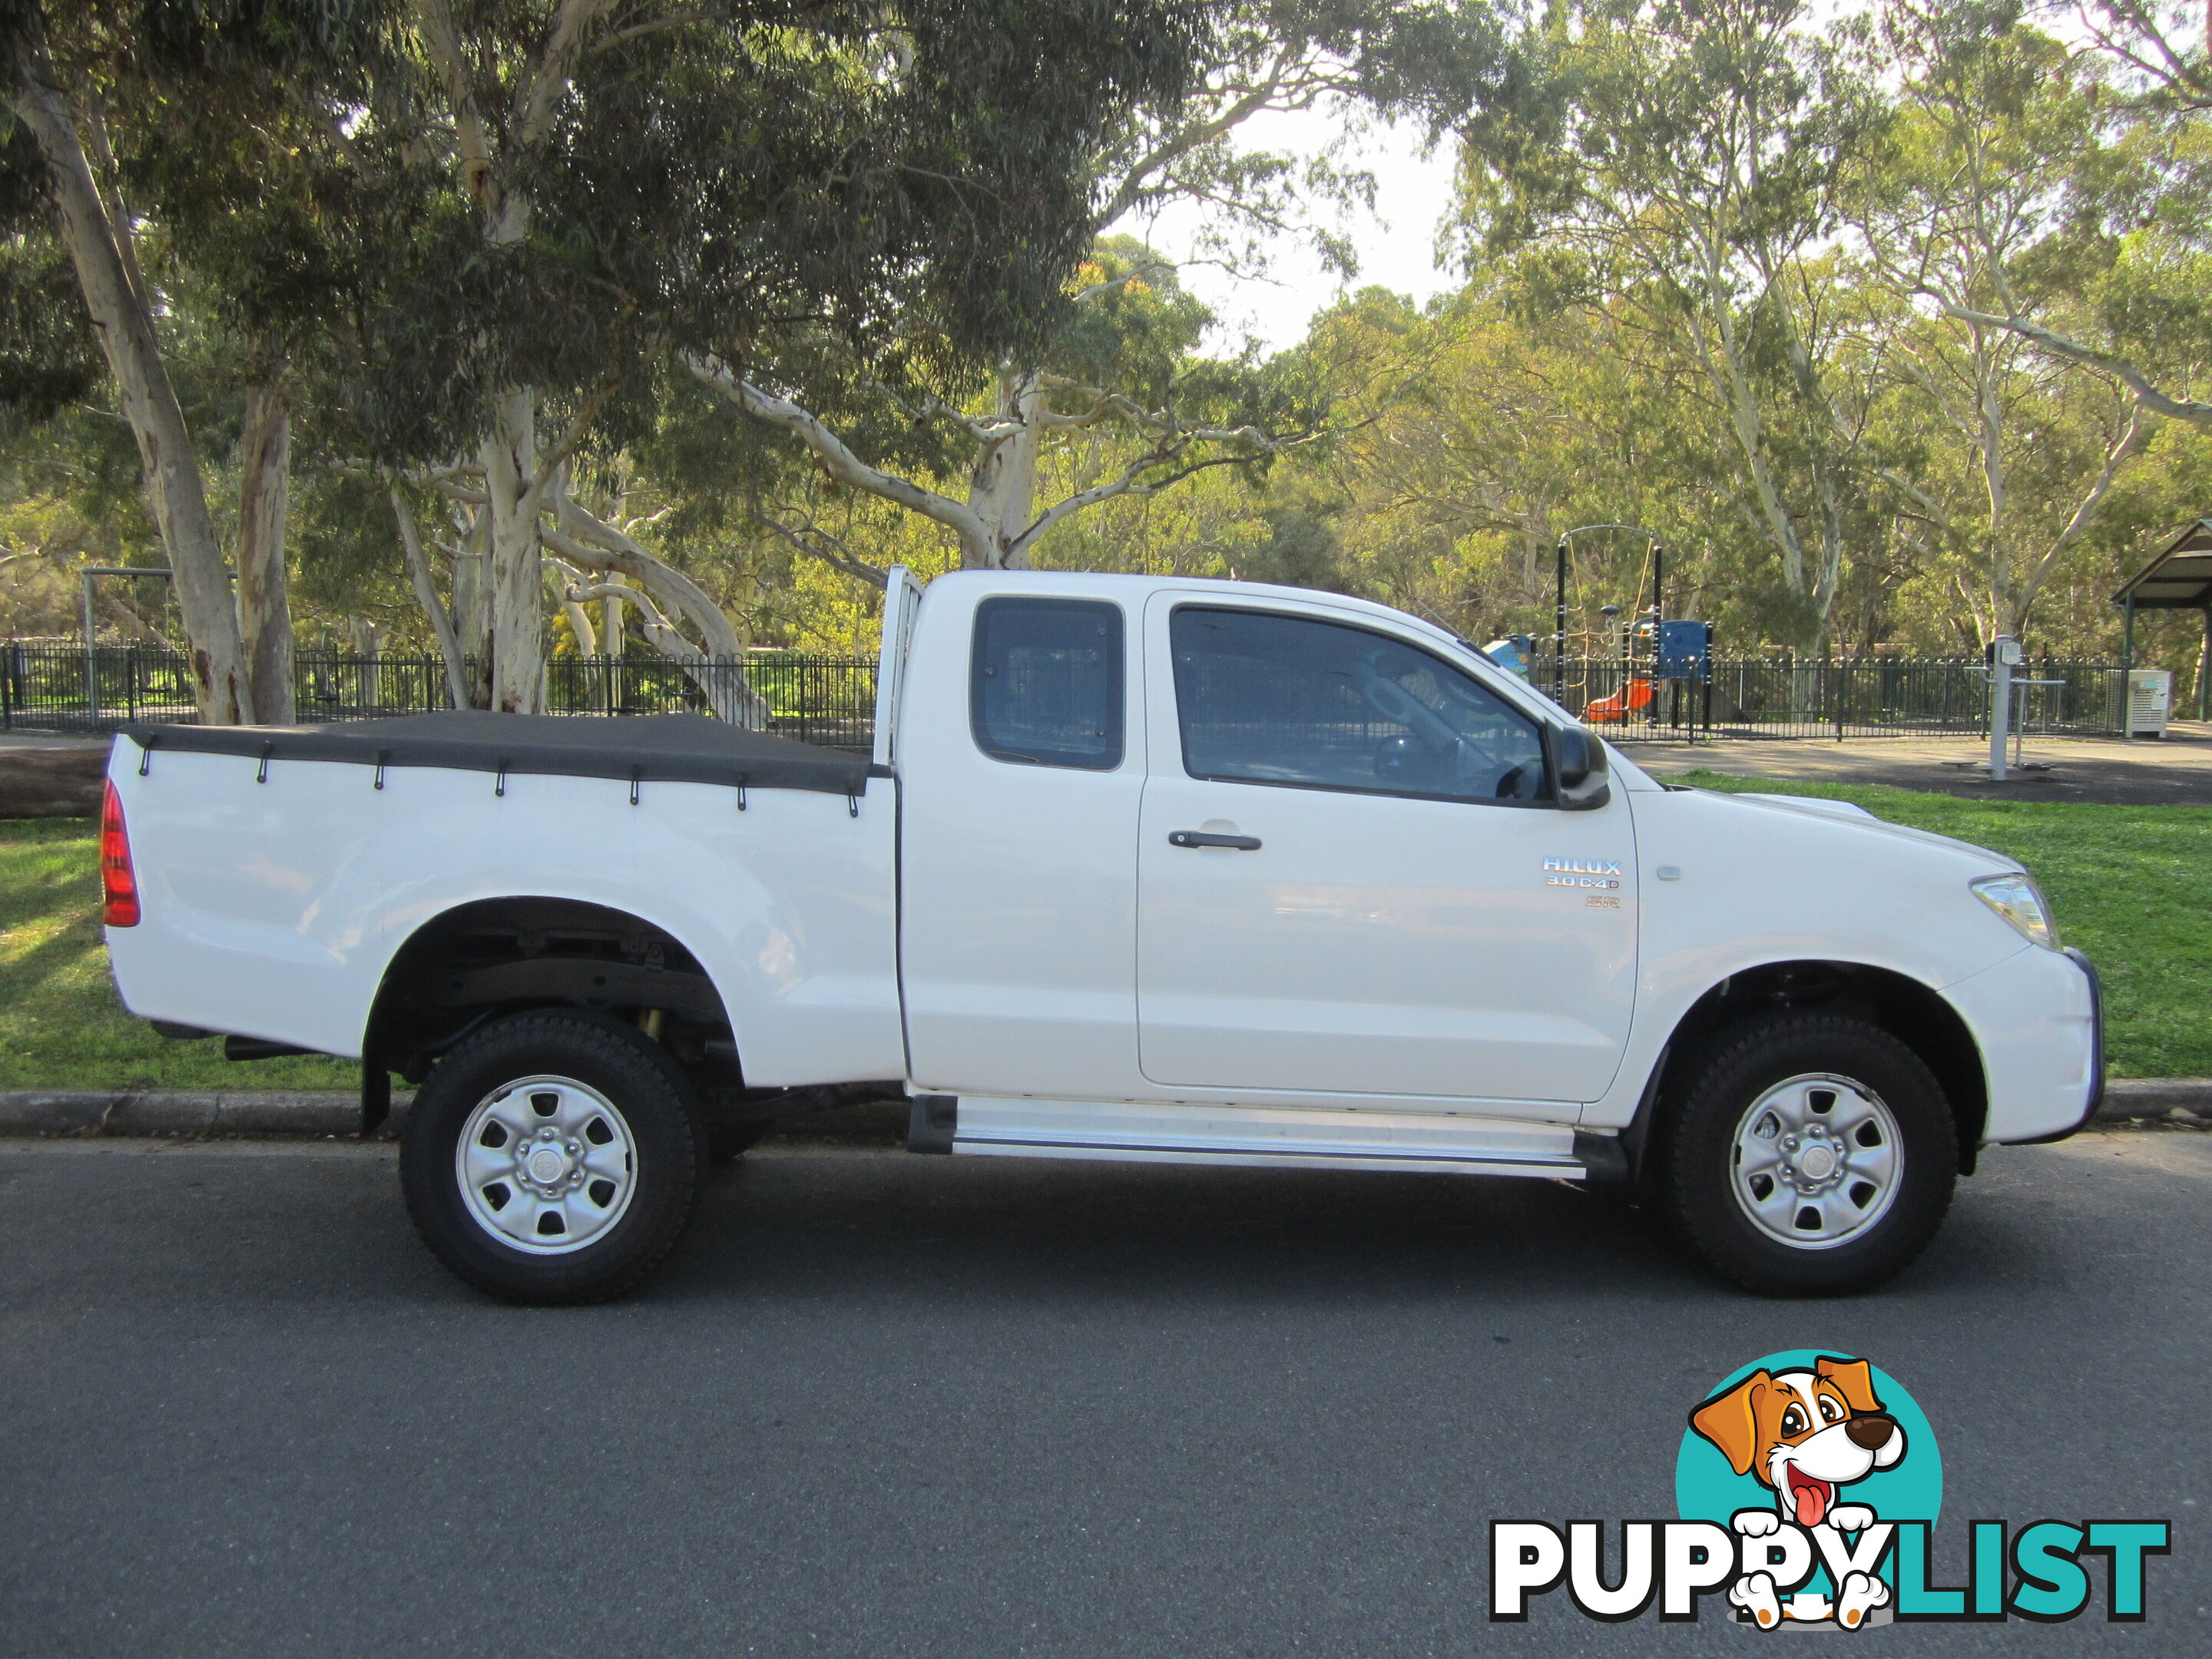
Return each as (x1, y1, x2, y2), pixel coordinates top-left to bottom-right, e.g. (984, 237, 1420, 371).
(452, 538, 494, 709)
(965, 370, 1045, 568)
(566, 579, 761, 726)
(346, 616, 383, 707)
(9, 45, 250, 723)
(550, 488, 745, 656)
(235, 381, 295, 723)
(390, 488, 475, 711)
(544, 506, 767, 727)
(480, 388, 547, 713)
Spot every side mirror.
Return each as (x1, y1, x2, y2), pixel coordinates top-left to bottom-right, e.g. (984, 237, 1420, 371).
(1549, 724, 1611, 811)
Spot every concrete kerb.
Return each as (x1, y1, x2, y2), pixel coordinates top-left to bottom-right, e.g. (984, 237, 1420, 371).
(0, 1081, 2202, 1141)
(0, 1090, 412, 1140)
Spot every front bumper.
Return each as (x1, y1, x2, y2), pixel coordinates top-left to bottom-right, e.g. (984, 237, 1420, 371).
(2004, 947, 2104, 1145)
(1942, 942, 2104, 1144)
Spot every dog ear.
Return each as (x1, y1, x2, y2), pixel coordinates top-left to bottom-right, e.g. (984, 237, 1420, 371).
(1815, 1356, 1883, 1415)
(1690, 1371, 1770, 1477)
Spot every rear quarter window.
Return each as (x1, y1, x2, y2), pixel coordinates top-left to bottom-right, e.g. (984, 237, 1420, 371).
(970, 598, 1125, 770)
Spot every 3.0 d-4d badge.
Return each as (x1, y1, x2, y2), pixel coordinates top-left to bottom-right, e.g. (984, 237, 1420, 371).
(1544, 856, 1623, 889)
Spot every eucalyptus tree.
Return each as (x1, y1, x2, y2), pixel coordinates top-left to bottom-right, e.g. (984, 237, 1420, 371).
(1, 0, 385, 720)
(1934, 0, 2212, 426)
(0, 114, 97, 433)
(1849, 5, 2176, 641)
(686, 239, 1342, 581)
(260, 0, 1202, 713)
(1273, 276, 1815, 649)
(685, 0, 1515, 584)
(1454, 0, 1889, 643)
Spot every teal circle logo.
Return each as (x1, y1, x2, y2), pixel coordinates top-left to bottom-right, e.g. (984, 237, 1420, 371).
(1677, 1351, 1942, 1619)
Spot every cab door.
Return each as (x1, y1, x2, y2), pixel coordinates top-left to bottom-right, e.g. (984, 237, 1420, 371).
(897, 584, 1147, 1099)
(1134, 595, 1637, 1106)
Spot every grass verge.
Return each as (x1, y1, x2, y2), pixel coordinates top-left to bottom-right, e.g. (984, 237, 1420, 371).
(0, 819, 353, 1091)
(1661, 773, 2212, 1079)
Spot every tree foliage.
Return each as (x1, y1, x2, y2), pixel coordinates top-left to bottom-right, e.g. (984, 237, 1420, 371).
(5, 0, 2210, 709)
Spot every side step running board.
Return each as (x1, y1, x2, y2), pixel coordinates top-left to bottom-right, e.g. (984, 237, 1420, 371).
(906, 1095, 1618, 1181)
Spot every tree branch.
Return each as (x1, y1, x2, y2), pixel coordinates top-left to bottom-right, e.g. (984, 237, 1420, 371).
(389, 485, 473, 710)
(517, 0, 616, 150)
(686, 351, 993, 561)
(750, 509, 890, 589)
(1093, 48, 1313, 230)
(547, 475, 743, 659)
(419, 0, 496, 204)
(1935, 300, 2212, 426)
(2022, 402, 2154, 599)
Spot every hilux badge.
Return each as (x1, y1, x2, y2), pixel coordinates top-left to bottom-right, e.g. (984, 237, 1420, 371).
(1544, 856, 1623, 891)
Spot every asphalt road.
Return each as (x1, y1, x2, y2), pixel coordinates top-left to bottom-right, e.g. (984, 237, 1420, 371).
(2, 1132, 2205, 1657)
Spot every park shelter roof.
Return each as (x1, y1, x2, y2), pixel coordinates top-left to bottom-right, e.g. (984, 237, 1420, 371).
(2114, 519, 2212, 611)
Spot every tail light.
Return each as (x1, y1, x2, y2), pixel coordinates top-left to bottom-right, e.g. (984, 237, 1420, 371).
(101, 780, 140, 927)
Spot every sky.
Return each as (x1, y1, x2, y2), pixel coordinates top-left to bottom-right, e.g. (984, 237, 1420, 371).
(1134, 104, 1464, 356)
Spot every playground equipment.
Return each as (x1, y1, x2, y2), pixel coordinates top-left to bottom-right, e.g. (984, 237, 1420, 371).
(1584, 676, 1654, 724)
(1550, 527, 1712, 735)
(1482, 634, 1535, 680)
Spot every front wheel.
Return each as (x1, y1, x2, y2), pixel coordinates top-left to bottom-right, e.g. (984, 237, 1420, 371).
(400, 1011, 709, 1303)
(1658, 1013, 1958, 1296)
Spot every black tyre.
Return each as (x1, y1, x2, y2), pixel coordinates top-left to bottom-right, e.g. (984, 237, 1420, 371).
(400, 1011, 709, 1304)
(708, 1120, 769, 1164)
(1657, 1013, 1957, 1296)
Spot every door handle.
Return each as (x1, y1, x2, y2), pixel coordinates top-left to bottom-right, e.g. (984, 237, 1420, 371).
(1168, 830, 1261, 851)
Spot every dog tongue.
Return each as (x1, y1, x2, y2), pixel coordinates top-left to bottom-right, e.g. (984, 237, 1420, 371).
(1792, 1478, 1828, 1529)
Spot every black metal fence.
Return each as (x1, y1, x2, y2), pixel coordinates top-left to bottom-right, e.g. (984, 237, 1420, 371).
(1, 640, 2135, 747)
(1534, 654, 2130, 742)
(1, 643, 882, 753)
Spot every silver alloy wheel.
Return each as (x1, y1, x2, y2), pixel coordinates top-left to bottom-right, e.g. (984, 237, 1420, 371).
(455, 1075, 638, 1256)
(1729, 1072, 1903, 1250)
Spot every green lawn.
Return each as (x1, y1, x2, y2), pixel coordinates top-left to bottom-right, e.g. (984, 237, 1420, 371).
(2, 783, 2207, 1088)
(0, 820, 354, 1091)
(1660, 773, 2212, 1079)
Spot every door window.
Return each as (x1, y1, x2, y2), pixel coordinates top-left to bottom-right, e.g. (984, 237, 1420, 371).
(971, 598, 1124, 770)
(1169, 606, 1549, 803)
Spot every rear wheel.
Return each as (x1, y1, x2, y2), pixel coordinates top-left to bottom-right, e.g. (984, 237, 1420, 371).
(400, 1011, 708, 1303)
(1658, 1013, 1957, 1296)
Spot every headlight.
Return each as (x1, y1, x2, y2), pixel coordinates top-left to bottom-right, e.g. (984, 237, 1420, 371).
(1972, 873, 2060, 950)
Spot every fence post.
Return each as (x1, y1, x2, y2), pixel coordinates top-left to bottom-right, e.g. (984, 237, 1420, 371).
(2, 641, 12, 730)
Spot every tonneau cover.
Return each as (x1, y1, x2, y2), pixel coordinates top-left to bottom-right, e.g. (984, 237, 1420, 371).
(120, 711, 886, 798)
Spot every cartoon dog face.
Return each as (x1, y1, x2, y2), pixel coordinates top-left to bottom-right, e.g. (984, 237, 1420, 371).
(1690, 1356, 1906, 1529)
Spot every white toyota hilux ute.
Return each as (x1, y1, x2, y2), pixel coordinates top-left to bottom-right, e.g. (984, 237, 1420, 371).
(100, 570, 2101, 1303)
